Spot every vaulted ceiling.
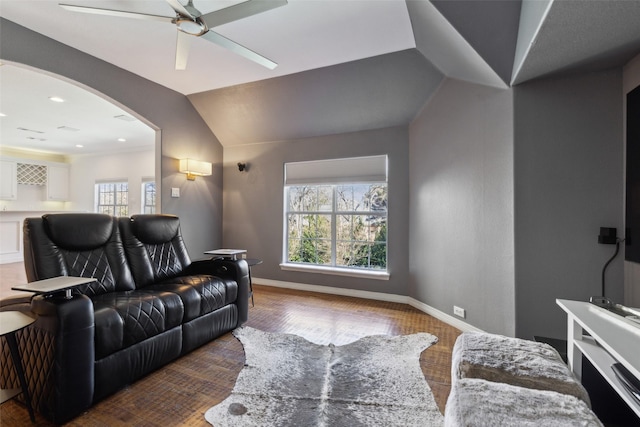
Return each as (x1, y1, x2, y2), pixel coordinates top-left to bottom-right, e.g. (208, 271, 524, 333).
(2, 0, 640, 149)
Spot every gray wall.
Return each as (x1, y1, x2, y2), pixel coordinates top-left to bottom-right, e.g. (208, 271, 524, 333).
(514, 69, 624, 340)
(222, 126, 410, 295)
(0, 18, 223, 256)
(408, 78, 515, 335)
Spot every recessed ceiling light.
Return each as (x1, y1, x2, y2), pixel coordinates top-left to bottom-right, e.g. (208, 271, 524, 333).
(58, 126, 80, 132)
(17, 127, 45, 134)
(75, 144, 84, 148)
(0, 113, 6, 117)
(49, 96, 65, 103)
(117, 138, 126, 142)
(114, 114, 136, 122)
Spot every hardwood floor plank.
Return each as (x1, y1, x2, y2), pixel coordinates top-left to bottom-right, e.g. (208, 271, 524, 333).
(0, 262, 461, 426)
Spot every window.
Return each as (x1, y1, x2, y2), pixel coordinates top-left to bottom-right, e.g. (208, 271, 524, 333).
(283, 155, 388, 278)
(142, 180, 156, 214)
(95, 182, 129, 216)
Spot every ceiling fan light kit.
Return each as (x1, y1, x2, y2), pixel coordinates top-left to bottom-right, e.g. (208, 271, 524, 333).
(175, 18, 207, 36)
(59, 0, 287, 70)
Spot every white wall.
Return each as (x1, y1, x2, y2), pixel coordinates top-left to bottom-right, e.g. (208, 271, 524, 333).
(623, 52, 640, 308)
(408, 78, 516, 336)
(68, 149, 155, 214)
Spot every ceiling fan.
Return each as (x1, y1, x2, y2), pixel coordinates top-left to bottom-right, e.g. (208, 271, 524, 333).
(59, 0, 287, 70)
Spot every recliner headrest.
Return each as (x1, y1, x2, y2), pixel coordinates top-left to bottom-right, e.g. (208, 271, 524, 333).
(43, 213, 114, 250)
(130, 215, 180, 244)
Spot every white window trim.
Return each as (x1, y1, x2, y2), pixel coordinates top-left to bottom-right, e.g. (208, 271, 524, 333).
(279, 262, 390, 280)
(283, 156, 389, 277)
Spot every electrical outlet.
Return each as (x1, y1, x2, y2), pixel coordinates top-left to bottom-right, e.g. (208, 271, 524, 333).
(171, 188, 180, 198)
(454, 305, 466, 318)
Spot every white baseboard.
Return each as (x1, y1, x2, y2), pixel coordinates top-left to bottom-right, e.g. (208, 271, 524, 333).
(252, 277, 483, 333)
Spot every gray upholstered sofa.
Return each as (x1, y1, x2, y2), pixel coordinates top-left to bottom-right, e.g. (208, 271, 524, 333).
(445, 332, 602, 426)
(1, 213, 249, 424)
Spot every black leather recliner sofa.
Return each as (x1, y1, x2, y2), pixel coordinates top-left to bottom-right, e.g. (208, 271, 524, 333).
(15, 213, 249, 423)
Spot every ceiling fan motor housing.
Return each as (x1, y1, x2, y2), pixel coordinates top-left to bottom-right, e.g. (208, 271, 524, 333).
(175, 17, 207, 36)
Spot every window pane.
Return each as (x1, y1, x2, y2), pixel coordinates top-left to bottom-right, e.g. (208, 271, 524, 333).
(351, 242, 371, 267)
(336, 214, 352, 241)
(316, 186, 332, 211)
(336, 184, 387, 212)
(316, 239, 331, 265)
(287, 187, 304, 211)
(95, 181, 129, 217)
(310, 214, 331, 239)
(370, 242, 387, 269)
(288, 238, 302, 262)
(287, 214, 302, 238)
(143, 181, 156, 214)
(336, 185, 364, 211)
(366, 184, 387, 212)
(335, 242, 352, 267)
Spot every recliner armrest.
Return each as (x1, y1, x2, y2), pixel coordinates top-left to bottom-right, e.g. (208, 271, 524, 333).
(182, 258, 250, 324)
(30, 294, 95, 424)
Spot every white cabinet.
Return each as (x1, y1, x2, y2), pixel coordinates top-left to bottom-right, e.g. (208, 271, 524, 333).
(0, 160, 17, 200)
(47, 164, 70, 201)
(0, 157, 70, 202)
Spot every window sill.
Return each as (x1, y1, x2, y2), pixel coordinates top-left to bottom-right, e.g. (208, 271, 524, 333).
(279, 263, 390, 280)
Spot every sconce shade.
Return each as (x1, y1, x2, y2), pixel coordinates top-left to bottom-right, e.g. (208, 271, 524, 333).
(179, 158, 212, 180)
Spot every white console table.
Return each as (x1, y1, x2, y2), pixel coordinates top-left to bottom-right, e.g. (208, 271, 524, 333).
(557, 299, 640, 418)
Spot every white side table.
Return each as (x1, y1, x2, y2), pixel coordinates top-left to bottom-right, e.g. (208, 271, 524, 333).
(204, 249, 247, 260)
(12, 276, 96, 299)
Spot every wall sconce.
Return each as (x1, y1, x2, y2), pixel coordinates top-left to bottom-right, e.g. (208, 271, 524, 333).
(179, 158, 212, 181)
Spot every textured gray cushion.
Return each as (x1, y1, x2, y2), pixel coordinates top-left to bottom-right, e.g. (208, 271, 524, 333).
(451, 332, 590, 404)
(445, 378, 602, 427)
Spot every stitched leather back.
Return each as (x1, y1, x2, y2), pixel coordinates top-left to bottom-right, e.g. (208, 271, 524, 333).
(145, 241, 183, 279)
(23, 214, 135, 295)
(119, 215, 192, 287)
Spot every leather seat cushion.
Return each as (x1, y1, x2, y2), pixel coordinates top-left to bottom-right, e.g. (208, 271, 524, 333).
(153, 275, 238, 322)
(92, 290, 184, 359)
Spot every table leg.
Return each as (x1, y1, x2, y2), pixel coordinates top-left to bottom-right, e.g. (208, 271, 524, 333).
(248, 268, 254, 307)
(567, 315, 583, 380)
(6, 332, 35, 423)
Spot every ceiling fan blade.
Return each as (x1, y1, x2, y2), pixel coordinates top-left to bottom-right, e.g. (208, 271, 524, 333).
(202, 0, 287, 28)
(175, 31, 192, 70)
(165, 0, 197, 19)
(201, 30, 277, 69)
(59, 4, 174, 23)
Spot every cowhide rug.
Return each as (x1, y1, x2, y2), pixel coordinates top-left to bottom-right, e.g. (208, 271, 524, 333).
(205, 326, 443, 427)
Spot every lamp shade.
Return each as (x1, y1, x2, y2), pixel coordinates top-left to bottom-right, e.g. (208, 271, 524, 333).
(179, 159, 212, 180)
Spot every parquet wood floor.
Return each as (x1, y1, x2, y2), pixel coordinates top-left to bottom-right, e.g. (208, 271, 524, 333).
(0, 262, 461, 426)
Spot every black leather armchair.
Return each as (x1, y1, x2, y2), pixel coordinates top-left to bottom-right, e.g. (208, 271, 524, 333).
(13, 213, 249, 423)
